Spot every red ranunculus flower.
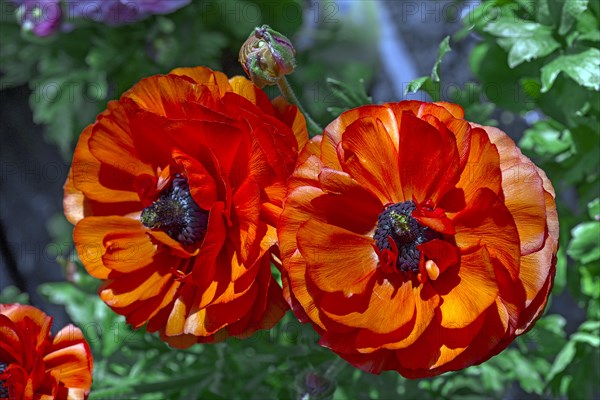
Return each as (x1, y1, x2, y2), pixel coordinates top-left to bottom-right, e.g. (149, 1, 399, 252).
(278, 101, 558, 378)
(0, 304, 93, 399)
(64, 67, 308, 347)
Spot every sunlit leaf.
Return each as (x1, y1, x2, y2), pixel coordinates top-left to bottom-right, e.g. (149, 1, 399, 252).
(541, 48, 600, 92)
(568, 221, 600, 264)
(485, 20, 560, 67)
(588, 198, 600, 220)
(546, 341, 577, 383)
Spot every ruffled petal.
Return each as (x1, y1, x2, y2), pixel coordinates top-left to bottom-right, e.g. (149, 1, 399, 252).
(298, 220, 378, 295)
(271, 96, 309, 150)
(452, 188, 520, 280)
(433, 247, 499, 329)
(73, 216, 147, 278)
(319, 277, 419, 335)
(449, 126, 502, 204)
(170, 66, 232, 97)
(478, 124, 549, 255)
(67, 124, 141, 206)
(339, 117, 403, 203)
(172, 148, 218, 210)
(396, 111, 461, 203)
(44, 326, 92, 390)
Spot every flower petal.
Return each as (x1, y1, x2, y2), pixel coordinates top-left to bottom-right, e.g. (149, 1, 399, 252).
(450, 126, 502, 204)
(477, 124, 548, 255)
(453, 188, 520, 280)
(339, 117, 403, 203)
(67, 124, 141, 207)
(172, 148, 218, 210)
(73, 216, 145, 279)
(170, 66, 232, 97)
(298, 219, 378, 295)
(319, 278, 417, 335)
(396, 111, 460, 203)
(44, 326, 92, 389)
(434, 247, 499, 329)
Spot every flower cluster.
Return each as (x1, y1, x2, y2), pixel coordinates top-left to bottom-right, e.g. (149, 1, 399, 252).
(10, 0, 191, 37)
(65, 66, 308, 347)
(62, 29, 558, 380)
(11, 0, 61, 37)
(70, 0, 191, 26)
(0, 304, 93, 399)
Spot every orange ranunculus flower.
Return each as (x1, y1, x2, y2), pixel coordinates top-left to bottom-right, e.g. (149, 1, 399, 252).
(0, 304, 93, 399)
(64, 66, 308, 347)
(278, 101, 558, 378)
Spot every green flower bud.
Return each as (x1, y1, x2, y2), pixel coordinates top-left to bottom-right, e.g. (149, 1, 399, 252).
(239, 25, 296, 88)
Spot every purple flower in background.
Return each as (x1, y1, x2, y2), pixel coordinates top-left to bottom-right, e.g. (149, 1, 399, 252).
(69, 0, 191, 25)
(12, 0, 62, 37)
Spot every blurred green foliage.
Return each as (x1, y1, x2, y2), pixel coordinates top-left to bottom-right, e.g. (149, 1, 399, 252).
(0, 0, 378, 156)
(408, 0, 599, 398)
(0, 0, 305, 158)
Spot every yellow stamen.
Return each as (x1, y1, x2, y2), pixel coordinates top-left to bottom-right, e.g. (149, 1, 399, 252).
(425, 260, 440, 281)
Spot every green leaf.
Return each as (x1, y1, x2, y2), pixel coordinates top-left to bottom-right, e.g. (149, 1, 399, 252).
(571, 332, 600, 347)
(431, 36, 451, 82)
(505, 350, 545, 394)
(325, 77, 372, 115)
(0, 286, 29, 304)
(503, 36, 560, 68)
(559, 0, 589, 35)
(546, 340, 577, 383)
(485, 19, 560, 67)
(567, 221, 600, 264)
(566, 347, 600, 399)
(39, 282, 94, 325)
(38, 281, 138, 357)
(576, 11, 600, 42)
(404, 36, 450, 101)
(520, 120, 573, 157)
(553, 248, 568, 294)
(588, 198, 600, 220)
(580, 263, 599, 298)
(404, 76, 429, 95)
(468, 41, 540, 112)
(535, 0, 554, 25)
(541, 48, 600, 92)
(404, 77, 441, 102)
(536, 314, 568, 336)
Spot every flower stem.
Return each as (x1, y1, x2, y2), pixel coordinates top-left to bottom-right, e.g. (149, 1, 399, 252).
(324, 357, 347, 381)
(276, 76, 323, 136)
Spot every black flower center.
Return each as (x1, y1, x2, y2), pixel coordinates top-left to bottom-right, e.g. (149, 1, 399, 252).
(0, 361, 8, 398)
(373, 201, 438, 273)
(141, 173, 209, 246)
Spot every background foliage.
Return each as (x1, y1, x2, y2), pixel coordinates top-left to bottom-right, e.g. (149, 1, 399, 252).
(1, 0, 599, 399)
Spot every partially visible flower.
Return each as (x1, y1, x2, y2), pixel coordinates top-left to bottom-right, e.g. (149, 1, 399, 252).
(296, 370, 335, 400)
(279, 101, 558, 378)
(0, 304, 93, 399)
(70, 0, 190, 25)
(12, 0, 62, 37)
(64, 66, 308, 347)
(239, 25, 296, 88)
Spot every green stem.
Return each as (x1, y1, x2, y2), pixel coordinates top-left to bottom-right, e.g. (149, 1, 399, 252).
(276, 76, 323, 136)
(324, 357, 347, 381)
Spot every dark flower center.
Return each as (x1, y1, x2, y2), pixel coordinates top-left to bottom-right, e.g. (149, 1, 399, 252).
(0, 361, 8, 398)
(373, 201, 438, 273)
(141, 173, 209, 246)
